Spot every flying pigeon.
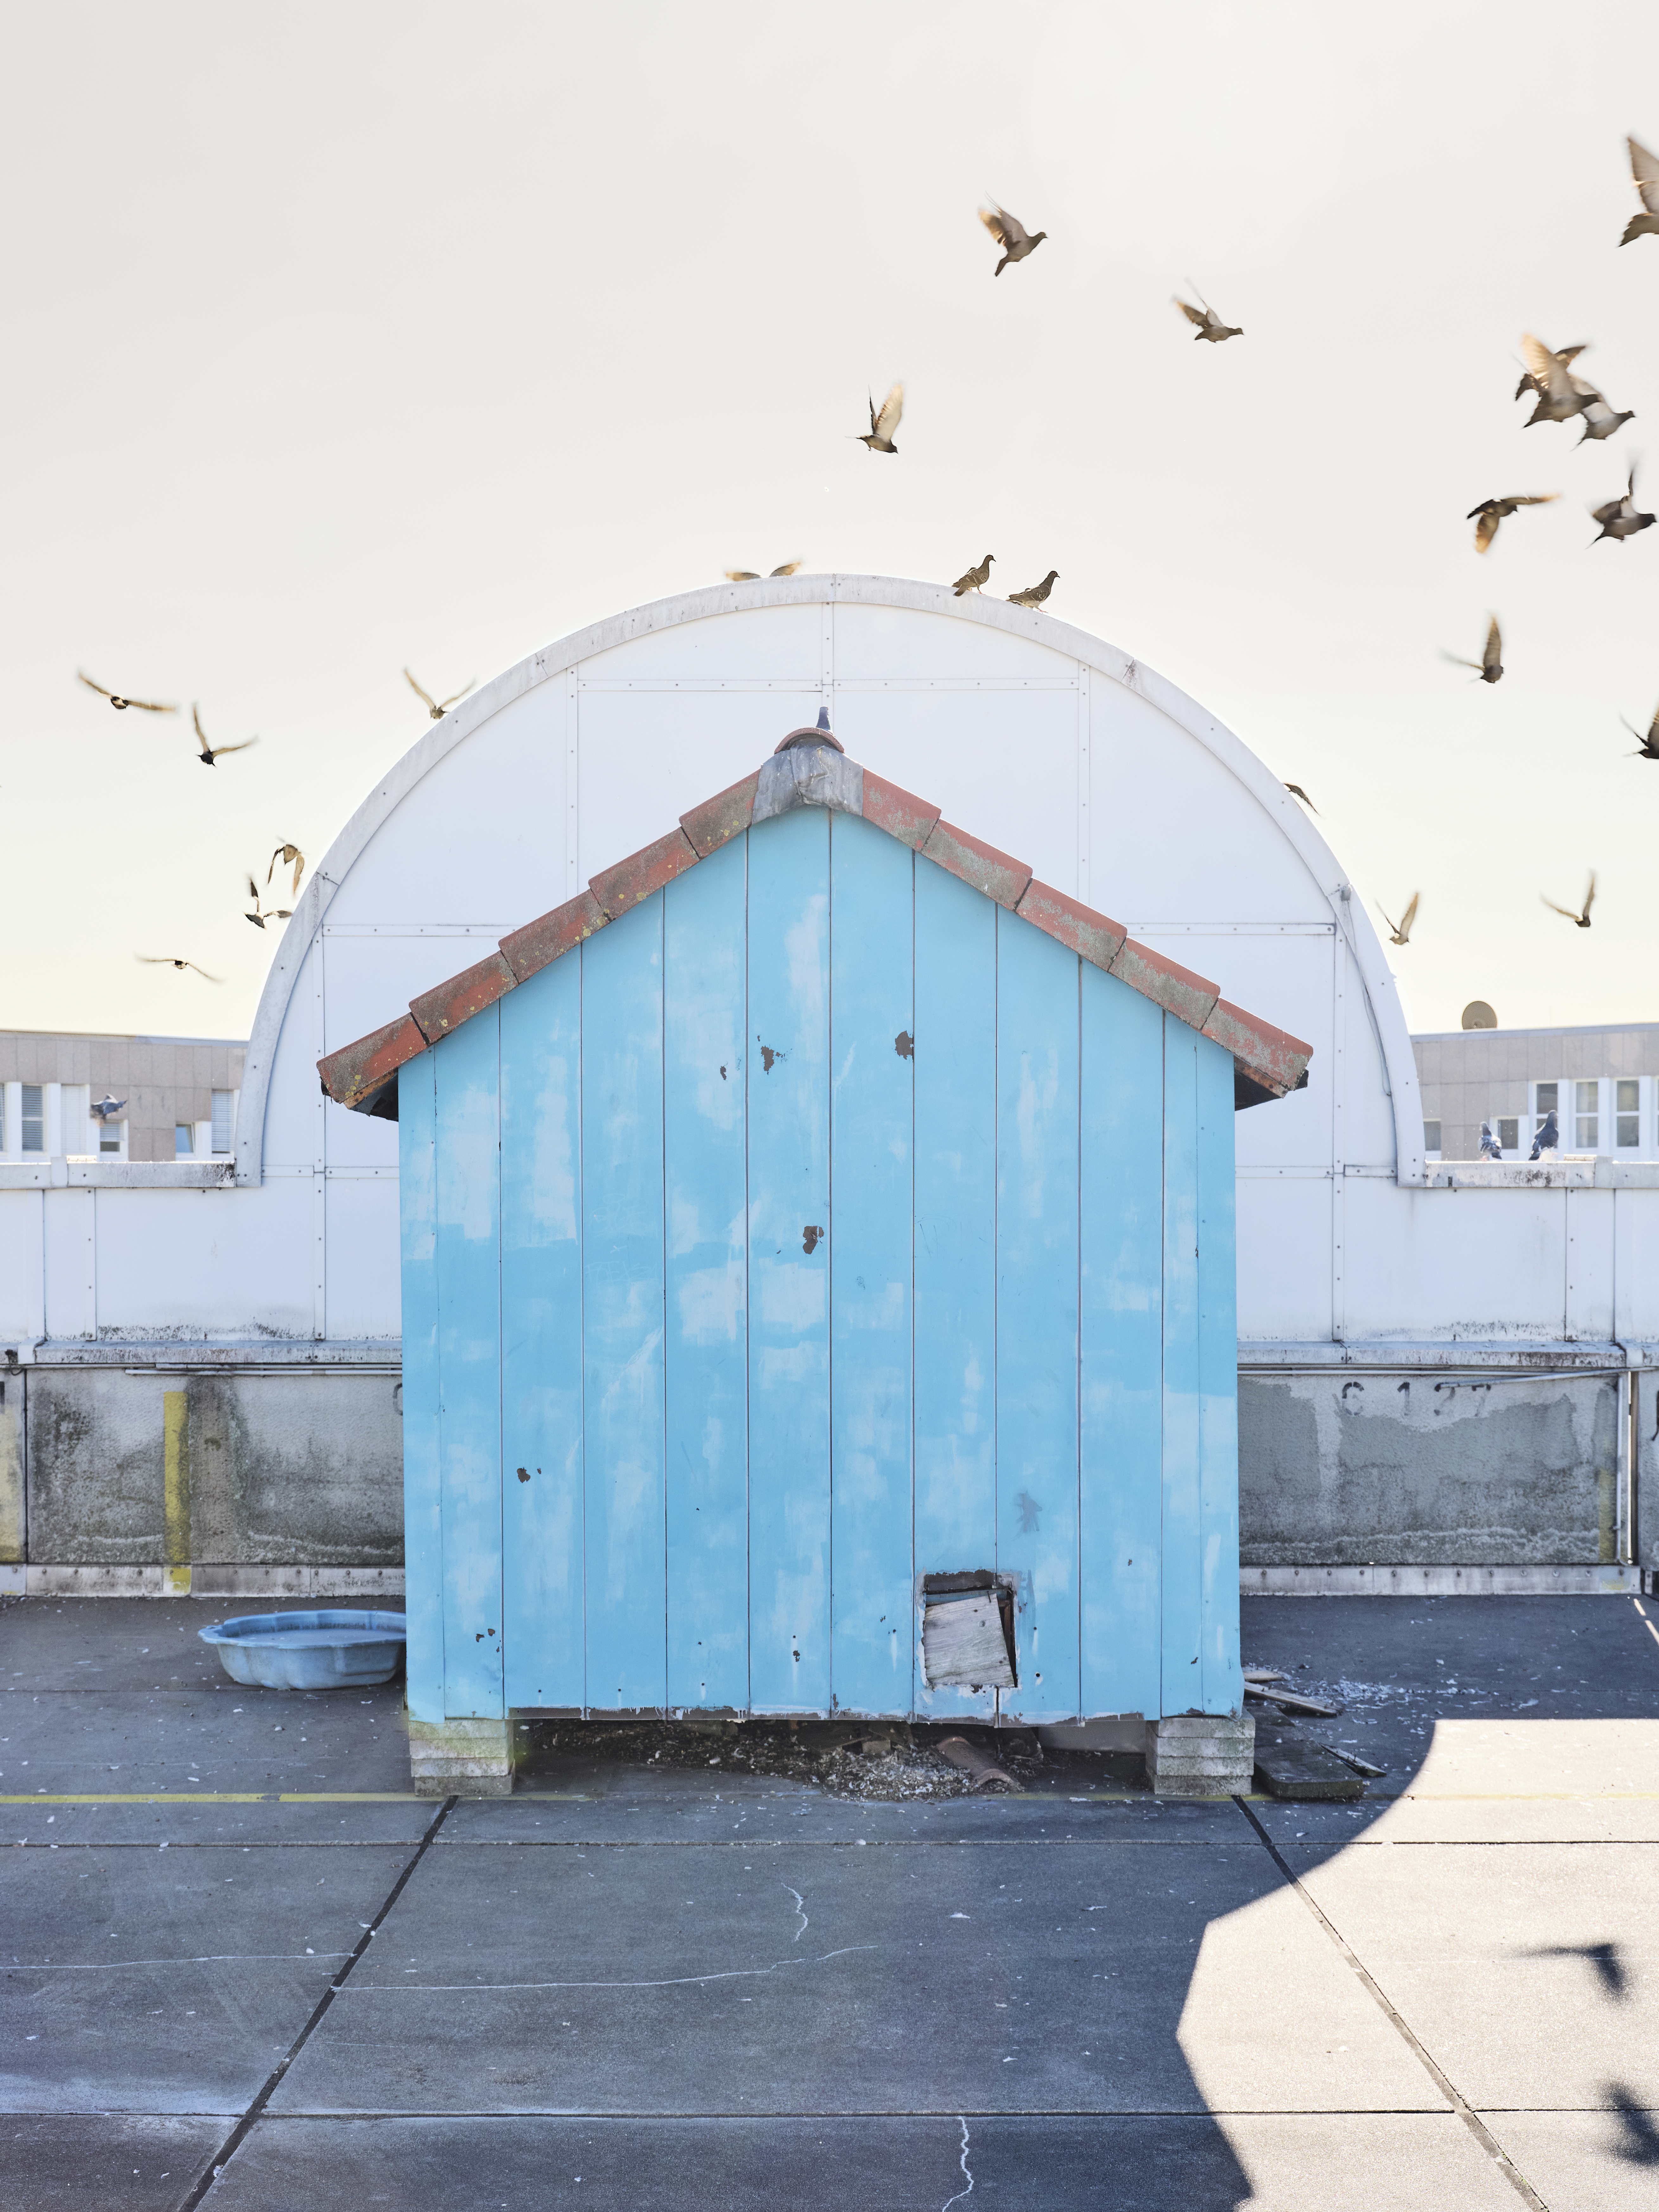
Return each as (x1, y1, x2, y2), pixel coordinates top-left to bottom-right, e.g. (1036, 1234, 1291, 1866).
(1174, 294, 1243, 342)
(244, 873, 293, 931)
(1442, 616, 1503, 683)
(1542, 872, 1596, 928)
(1515, 343, 1588, 403)
(136, 955, 223, 981)
(1378, 893, 1420, 946)
(857, 382, 904, 453)
(1479, 1122, 1503, 1161)
(404, 669, 474, 720)
(268, 843, 305, 896)
(1590, 466, 1655, 544)
(1517, 336, 1604, 428)
(1621, 136, 1659, 245)
(1467, 493, 1558, 553)
(191, 704, 257, 766)
(952, 554, 995, 595)
(978, 200, 1046, 276)
(1621, 704, 1659, 761)
(724, 563, 802, 580)
(90, 1093, 128, 1122)
(78, 672, 175, 713)
(1578, 393, 1637, 444)
(1007, 569, 1058, 609)
(1529, 1111, 1560, 1161)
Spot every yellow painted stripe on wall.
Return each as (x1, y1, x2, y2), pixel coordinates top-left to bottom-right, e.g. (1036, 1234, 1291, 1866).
(162, 1388, 191, 1593)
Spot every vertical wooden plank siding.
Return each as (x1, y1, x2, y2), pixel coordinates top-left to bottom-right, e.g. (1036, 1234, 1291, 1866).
(500, 956, 585, 1712)
(912, 856, 997, 1722)
(434, 1008, 504, 1718)
(663, 838, 749, 1711)
(581, 901, 668, 1712)
(747, 807, 832, 1711)
(398, 1053, 444, 1724)
(1079, 967, 1163, 1719)
(1161, 1019, 1203, 1710)
(995, 910, 1080, 1722)
(828, 813, 915, 1715)
(1196, 1031, 1243, 1717)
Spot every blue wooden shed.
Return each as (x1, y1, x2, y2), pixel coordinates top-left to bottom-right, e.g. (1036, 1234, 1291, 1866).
(320, 726, 1312, 1780)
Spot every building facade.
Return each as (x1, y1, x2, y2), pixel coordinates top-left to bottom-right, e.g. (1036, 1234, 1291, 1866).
(1414, 1022, 1659, 1164)
(0, 1031, 245, 1164)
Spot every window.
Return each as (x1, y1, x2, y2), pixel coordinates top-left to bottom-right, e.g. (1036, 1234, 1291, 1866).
(175, 1124, 194, 1157)
(1575, 1080, 1598, 1152)
(1423, 1120, 1441, 1155)
(210, 1090, 233, 1155)
(21, 1084, 44, 1153)
(99, 1126, 123, 1154)
(1534, 1081, 1558, 1142)
(1498, 1118, 1518, 1153)
(1617, 1079, 1640, 1149)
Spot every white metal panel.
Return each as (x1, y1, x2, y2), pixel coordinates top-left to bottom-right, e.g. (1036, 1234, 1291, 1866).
(324, 1177, 401, 1340)
(1091, 686, 1331, 927)
(322, 685, 565, 930)
(575, 686, 822, 887)
(42, 1191, 95, 1340)
(1565, 1189, 1616, 1343)
(835, 688, 1082, 897)
(833, 601, 1069, 683)
(319, 931, 505, 1172)
(1237, 1177, 1332, 1341)
(0, 1192, 45, 1341)
(1341, 1180, 1568, 1341)
(90, 1183, 313, 1339)
(579, 602, 824, 684)
(260, 943, 326, 1171)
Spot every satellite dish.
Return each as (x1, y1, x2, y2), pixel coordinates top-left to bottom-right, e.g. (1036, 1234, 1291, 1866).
(1460, 1001, 1498, 1031)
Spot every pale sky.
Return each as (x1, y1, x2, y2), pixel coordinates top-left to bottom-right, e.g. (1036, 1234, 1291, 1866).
(5, 2, 1658, 1042)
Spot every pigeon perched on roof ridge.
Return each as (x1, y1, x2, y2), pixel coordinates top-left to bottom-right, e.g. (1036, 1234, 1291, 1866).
(952, 554, 995, 596)
(1007, 569, 1058, 609)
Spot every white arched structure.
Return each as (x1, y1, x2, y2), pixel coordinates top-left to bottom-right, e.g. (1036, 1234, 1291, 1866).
(237, 575, 1441, 1350)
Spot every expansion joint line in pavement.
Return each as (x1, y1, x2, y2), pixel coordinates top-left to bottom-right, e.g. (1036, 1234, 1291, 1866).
(176, 1793, 457, 2211)
(1233, 1797, 1548, 2212)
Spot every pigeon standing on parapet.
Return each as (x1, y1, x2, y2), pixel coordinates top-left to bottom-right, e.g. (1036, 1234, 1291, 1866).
(1378, 893, 1420, 946)
(405, 669, 475, 721)
(1542, 873, 1597, 928)
(979, 200, 1046, 276)
(1591, 466, 1655, 544)
(1007, 570, 1058, 609)
(952, 554, 995, 595)
(1174, 295, 1243, 342)
(1529, 1111, 1560, 1161)
(725, 563, 803, 580)
(857, 382, 904, 453)
(1622, 704, 1659, 761)
(1442, 616, 1504, 683)
(1480, 1122, 1503, 1160)
(1467, 494, 1559, 553)
(1621, 136, 1659, 244)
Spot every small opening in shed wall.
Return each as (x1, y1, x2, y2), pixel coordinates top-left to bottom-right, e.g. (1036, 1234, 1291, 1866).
(921, 1571, 1017, 1690)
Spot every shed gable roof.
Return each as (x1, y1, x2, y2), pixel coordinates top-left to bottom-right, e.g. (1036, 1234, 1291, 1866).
(317, 734, 1313, 1119)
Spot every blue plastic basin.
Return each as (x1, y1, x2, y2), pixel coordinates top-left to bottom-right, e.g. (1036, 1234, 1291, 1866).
(198, 1609, 407, 1690)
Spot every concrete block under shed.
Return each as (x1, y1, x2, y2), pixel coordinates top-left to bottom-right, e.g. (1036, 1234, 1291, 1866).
(1143, 1713, 1256, 1799)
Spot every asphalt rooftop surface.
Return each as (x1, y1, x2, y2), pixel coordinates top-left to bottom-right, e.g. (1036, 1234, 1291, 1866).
(3, 1594, 1658, 2210)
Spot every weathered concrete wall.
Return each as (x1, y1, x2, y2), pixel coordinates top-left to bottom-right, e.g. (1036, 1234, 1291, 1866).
(1634, 1368, 1659, 1571)
(0, 1369, 22, 1562)
(1239, 1371, 1620, 1566)
(23, 1368, 403, 1568)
